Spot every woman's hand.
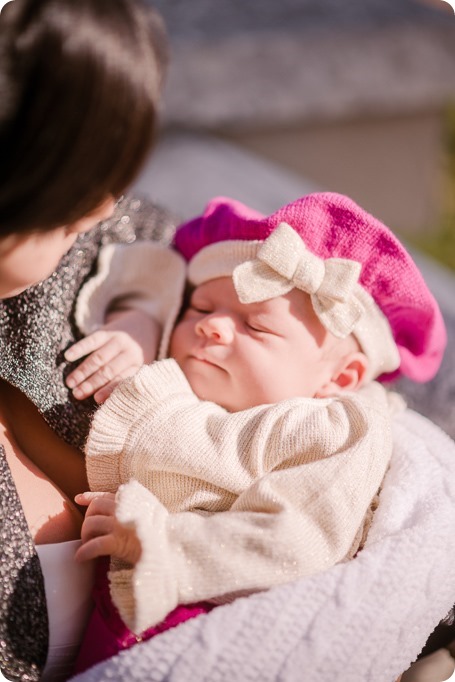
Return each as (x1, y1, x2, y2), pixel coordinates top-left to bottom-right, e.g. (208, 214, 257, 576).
(65, 309, 161, 403)
(75, 491, 142, 566)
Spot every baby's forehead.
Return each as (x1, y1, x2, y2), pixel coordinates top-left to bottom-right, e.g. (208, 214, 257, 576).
(195, 277, 314, 314)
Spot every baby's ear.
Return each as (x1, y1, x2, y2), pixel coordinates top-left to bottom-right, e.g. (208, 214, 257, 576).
(316, 352, 369, 398)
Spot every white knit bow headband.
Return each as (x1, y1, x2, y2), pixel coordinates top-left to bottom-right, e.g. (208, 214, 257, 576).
(188, 222, 401, 379)
(233, 222, 363, 339)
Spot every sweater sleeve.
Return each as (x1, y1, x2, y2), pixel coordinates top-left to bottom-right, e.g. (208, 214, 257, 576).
(86, 359, 199, 493)
(99, 378, 393, 633)
(86, 359, 389, 497)
(74, 241, 186, 359)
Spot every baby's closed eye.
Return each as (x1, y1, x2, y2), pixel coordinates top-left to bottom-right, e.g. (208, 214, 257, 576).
(245, 318, 279, 335)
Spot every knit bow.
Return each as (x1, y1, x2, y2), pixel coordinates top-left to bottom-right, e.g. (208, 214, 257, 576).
(233, 222, 364, 338)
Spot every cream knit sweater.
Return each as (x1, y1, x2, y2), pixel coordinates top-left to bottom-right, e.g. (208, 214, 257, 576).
(86, 359, 395, 634)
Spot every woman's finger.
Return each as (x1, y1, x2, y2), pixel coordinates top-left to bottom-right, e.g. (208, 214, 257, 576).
(70, 364, 116, 400)
(93, 379, 122, 404)
(66, 335, 125, 389)
(75, 362, 143, 401)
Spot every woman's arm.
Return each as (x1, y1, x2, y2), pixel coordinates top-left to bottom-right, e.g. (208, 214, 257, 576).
(0, 381, 85, 542)
(0, 380, 88, 501)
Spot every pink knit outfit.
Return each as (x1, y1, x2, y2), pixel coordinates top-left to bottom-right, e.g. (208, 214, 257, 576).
(74, 559, 212, 674)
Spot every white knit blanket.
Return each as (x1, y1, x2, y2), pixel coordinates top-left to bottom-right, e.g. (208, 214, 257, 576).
(72, 409, 455, 682)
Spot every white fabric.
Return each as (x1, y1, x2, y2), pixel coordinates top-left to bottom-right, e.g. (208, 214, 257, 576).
(233, 222, 364, 333)
(72, 409, 455, 682)
(74, 242, 186, 359)
(36, 540, 95, 682)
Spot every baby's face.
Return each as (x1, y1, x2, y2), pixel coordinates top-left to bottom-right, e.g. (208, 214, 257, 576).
(169, 277, 346, 412)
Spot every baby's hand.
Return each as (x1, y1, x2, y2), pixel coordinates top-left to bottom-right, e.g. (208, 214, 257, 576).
(65, 309, 160, 403)
(75, 491, 142, 566)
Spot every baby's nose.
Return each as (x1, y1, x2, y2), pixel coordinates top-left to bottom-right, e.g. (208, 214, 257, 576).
(197, 314, 235, 344)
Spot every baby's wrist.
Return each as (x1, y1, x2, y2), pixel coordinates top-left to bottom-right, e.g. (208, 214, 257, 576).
(108, 306, 161, 330)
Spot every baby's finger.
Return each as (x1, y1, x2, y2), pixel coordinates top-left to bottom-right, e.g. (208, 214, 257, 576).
(75, 491, 116, 508)
(73, 352, 141, 401)
(65, 331, 110, 363)
(75, 535, 116, 563)
(93, 379, 122, 404)
(66, 339, 122, 392)
(84, 497, 117, 522)
(93, 363, 142, 404)
(80, 513, 115, 544)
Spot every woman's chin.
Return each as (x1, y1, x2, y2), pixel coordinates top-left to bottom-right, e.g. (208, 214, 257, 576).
(0, 284, 30, 299)
(0, 277, 44, 299)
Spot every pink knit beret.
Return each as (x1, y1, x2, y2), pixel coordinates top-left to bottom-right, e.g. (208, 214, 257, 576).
(174, 193, 446, 383)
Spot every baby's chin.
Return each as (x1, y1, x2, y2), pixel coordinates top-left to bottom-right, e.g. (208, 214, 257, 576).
(180, 364, 240, 412)
(188, 382, 238, 413)
(186, 380, 268, 413)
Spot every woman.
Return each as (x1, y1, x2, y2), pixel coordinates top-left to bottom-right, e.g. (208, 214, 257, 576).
(0, 0, 174, 679)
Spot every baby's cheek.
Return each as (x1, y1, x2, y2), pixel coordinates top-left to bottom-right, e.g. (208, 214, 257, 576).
(168, 323, 187, 360)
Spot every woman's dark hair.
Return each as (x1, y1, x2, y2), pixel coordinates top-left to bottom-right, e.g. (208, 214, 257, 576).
(0, 0, 168, 235)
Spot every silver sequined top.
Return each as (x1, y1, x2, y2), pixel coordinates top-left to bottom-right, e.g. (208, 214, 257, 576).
(0, 196, 176, 681)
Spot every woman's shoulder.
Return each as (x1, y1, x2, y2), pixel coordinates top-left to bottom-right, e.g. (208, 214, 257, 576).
(99, 195, 177, 247)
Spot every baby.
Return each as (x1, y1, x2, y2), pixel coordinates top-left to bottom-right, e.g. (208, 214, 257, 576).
(68, 193, 446, 671)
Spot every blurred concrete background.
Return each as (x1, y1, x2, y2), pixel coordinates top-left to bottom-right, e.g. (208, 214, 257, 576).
(149, 0, 455, 235)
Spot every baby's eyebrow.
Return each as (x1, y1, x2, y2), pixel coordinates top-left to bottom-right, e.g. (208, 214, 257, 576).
(249, 300, 282, 317)
(247, 310, 283, 331)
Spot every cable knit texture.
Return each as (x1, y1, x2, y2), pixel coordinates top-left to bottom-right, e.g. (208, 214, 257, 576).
(86, 359, 396, 633)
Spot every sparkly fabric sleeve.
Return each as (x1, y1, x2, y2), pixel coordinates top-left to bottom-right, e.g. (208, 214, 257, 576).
(0, 447, 48, 681)
(0, 195, 177, 450)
